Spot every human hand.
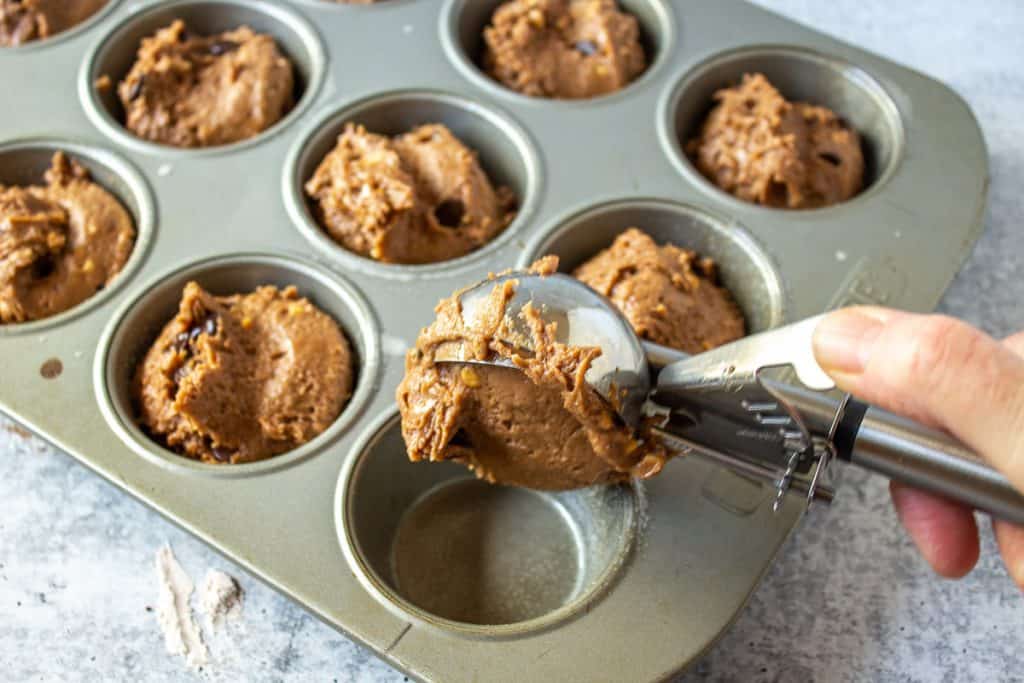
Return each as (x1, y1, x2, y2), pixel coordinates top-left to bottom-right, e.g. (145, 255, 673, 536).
(812, 307, 1024, 589)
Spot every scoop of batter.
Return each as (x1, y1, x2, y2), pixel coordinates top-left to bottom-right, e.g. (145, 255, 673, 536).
(483, 0, 646, 99)
(687, 73, 864, 209)
(135, 283, 354, 464)
(305, 123, 516, 264)
(117, 20, 294, 148)
(0, 152, 135, 324)
(573, 228, 745, 353)
(397, 258, 666, 490)
(0, 0, 107, 47)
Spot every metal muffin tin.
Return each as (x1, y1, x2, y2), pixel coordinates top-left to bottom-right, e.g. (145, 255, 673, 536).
(0, 0, 988, 680)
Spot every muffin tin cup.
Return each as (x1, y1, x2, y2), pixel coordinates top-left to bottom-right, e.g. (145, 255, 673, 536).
(440, 0, 677, 106)
(78, 0, 327, 157)
(283, 89, 544, 280)
(658, 45, 906, 214)
(0, 138, 156, 337)
(336, 409, 641, 639)
(93, 253, 381, 479)
(0, 0, 122, 54)
(522, 198, 787, 333)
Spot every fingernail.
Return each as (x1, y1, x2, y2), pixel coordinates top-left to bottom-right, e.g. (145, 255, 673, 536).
(812, 308, 887, 375)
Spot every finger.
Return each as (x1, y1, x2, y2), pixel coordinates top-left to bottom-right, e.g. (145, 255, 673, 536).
(993, 519, 1024, 591)
(890, 481, 979, 578)
(813, 307, 1024, 490)
(1003, 330, 1024, 357)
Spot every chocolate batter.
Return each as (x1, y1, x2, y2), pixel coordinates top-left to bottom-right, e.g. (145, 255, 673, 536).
(0, 0, 107, 46)
(397, 257, 666, 490)
(573, 228, 745, 353)
(687, 73, 865, 209)
(117, 20, 294, 148)
(305, 123, 516, 264)
(483, 0, 647, 99)
(135, 283, 353, 464)
(0, 152, 135, 324)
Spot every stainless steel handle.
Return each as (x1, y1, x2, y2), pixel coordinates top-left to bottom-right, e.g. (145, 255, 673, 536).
(847, 406, 1024, 525)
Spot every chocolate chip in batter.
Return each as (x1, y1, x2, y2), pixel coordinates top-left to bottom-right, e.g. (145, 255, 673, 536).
(819, 152, 841, 167)
(210, 446, 234, 462)
(208, 40, 239, 56)
(434, 199, 466, 228)
(31, 255, 55, 281)
(171, 313, 218, 351)
(127, 76, 145, 102)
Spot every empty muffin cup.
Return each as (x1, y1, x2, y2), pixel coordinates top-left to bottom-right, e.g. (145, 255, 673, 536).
(337, 410, 640, 637)
(284, 90, 541, 278)
(522, 198, 786, 333)
(94, 253, 380, 477)
(79, 0, 326, 155)
(660, 46, 905, 210)
(0, 139, 154, 335)
(441, 0, 674, 102)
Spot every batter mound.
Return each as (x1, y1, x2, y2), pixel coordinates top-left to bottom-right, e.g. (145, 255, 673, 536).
(305, 123, 516, 264)
(397, 257, 666, 490)
(687, 73, 865, 209)
(135, 283, 354, 464)
(573, 228, 745, 353)
(0, 0, 107, 47)
(483, 0, 646, 99)
(0, 152, 135, 324)
(117, 20, 295, 148)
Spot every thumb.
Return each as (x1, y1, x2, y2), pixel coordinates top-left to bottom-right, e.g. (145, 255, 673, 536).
(812, 307, 1024, 492)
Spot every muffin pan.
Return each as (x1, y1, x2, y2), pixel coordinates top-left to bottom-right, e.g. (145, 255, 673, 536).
(0, 1, 988, 681)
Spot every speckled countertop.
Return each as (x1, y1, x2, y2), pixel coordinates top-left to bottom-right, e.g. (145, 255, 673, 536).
(2, 1, 1022, 681)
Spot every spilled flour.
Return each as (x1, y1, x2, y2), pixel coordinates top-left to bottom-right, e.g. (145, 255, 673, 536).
(199, 570, 244, 631)
(154, 547, 245, 670)
(155, 546, 208, 668)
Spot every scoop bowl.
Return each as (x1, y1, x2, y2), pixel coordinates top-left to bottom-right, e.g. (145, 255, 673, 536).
(434, 271, 651, 429)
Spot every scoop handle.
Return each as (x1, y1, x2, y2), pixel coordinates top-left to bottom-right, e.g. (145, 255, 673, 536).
(828, 399, 1024, 525)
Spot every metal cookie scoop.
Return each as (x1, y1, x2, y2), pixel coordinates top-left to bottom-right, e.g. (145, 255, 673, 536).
(436, 272, 1024, 525)
(434, 271, 652, 429)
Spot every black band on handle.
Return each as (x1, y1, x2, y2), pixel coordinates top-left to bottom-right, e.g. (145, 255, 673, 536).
(833, 398, 869, 461)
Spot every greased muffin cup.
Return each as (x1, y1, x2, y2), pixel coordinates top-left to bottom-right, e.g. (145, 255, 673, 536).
(0, 139, 155, 335)
(284, 90, 542, 279)
(523, 198, 786, 333)
(80, 0, 326, 155)
(95, 253, 380, 478)
(660, 46, 905, 212)
(337, 409, 639, 637)
(0, 1, 989, 681)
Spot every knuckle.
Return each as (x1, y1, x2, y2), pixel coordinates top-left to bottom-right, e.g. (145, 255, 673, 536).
(900, 315, 986, 388)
